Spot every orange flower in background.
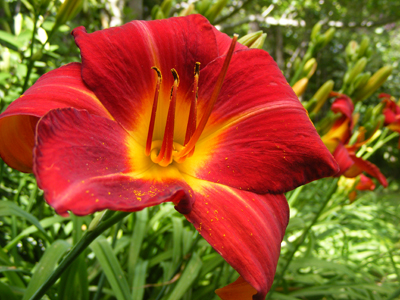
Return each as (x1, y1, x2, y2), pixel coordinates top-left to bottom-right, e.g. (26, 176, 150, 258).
(0, 15, 339, 299)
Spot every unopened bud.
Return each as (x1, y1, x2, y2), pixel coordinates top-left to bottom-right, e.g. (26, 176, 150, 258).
(196, 0, 213, 15)
(151, 5, 165, 19)
(205, 0, 229, 23)
(357, 37, 370, 58)
(179, 3, 195, 16)
(160, 0, 173, 17)
(311, 22, 322, 41)
(353, 66, 393, 102)
(238, 31, 267, 49)
(292, 77, 309, 97)
(345, 40, 358, 62)
(321, 27, 335, 47)
(352, 72, 371, 93)
(344, 57, 368, 85)
(250, 33, 266, 49)
(55, 0, 83, 26)
(311, 80, 335, 114)
(302, 58, 317, 79)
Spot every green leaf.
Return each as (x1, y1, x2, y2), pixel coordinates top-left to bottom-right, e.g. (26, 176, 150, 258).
(5, 215, 68, 251)
(171, 217, 183, 272)
(166, 252, 203, 300)
(22, 240, 71, 300)
(131, 260, 148, 300)
(128, 209, 148, 282)
(0, 30, 24, 49)
(0, 201, 52, 244)
(58, 254, 89, 300)
(0, 280, 18, 300)
(199, 253, 224, 278)
(90, 237, 131, 300)
(0, 246, 25, 288)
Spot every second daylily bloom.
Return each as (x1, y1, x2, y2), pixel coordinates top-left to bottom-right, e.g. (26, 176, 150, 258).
(322, 93, 387, 187)
(380, 93, 400, 148)
(0, 15, 338, 299)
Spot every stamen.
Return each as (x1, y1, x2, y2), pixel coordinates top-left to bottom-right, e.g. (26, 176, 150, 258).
(145, 67, 162, 156)
(153, 69, 179, 166)
(184, 62, 200, 146)
(175, 34, 238, 159)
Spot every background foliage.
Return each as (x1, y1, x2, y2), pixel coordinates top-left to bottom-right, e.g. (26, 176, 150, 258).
(0, 0, 399, 299)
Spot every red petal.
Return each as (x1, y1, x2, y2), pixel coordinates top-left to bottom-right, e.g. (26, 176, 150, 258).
(331, 95, 354, 120)
(179, 50, 339, 194)
(215, 276, 257, 300)
(332, 142, 354, 176)
(33, 108, 193, 216)
(212, 27, 247, 55)
(72, 15, 220, 132)
(383, 108, 397, 125)
(321, 116, 352, 150)
(184, 177, 289, 300)
(0, 63, 111, 172)
(344, 154, 388, 187)
(356, 174, 375, 191)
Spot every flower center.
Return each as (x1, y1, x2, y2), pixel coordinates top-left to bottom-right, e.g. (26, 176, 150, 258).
(145, 34, 238, 167)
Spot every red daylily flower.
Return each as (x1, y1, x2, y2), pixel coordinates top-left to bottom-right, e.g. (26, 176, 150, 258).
(322, 94, 387, 187)
(348, 174, 376, 202)
(380, 93, 400, 147)
(0, 15, 338, 299)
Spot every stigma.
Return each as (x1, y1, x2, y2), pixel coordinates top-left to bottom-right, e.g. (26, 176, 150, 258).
(145, 34, 238, 167)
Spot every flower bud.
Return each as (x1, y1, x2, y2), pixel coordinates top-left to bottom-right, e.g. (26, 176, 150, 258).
(179, 3, 195, 16)
(205, 0, 229, 23)
(250, 33, 267, 49)
(238, 31, 267, 49)
(302, 58, 317, 79)
(344, 57, 368, 85)
(310, 22, 322, 41)
(292, 77, 309, 97)
(321, 27, 335, 47)
(160, 0, 173, 17)
(196, 0, 213, 15)
(353, 66, 393, 102)
(151, 5, 165, 19)
(357, 37, 370, 58)
(311, 80, 334, 114)
(345, 40, 358, 62)
(352, 72, 371, 93)
(55, 0, 83, 26)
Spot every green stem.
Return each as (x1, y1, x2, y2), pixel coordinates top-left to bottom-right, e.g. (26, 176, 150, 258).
(29, 211, 130, 300)
(362, 130, 399, 160)
(387, 286, 400, 300)
(213, 0, 254, 25)
(22, 12, 38, 92)
(266, 178, 339, 299)
(289, 47, 314, 86)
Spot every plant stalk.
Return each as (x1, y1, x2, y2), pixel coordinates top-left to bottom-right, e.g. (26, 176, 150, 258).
(266, 178, 338, 298)
(29, 211, 130, 300)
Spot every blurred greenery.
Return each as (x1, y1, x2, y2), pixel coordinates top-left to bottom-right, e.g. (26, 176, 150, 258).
(0, 0, 400, 299)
